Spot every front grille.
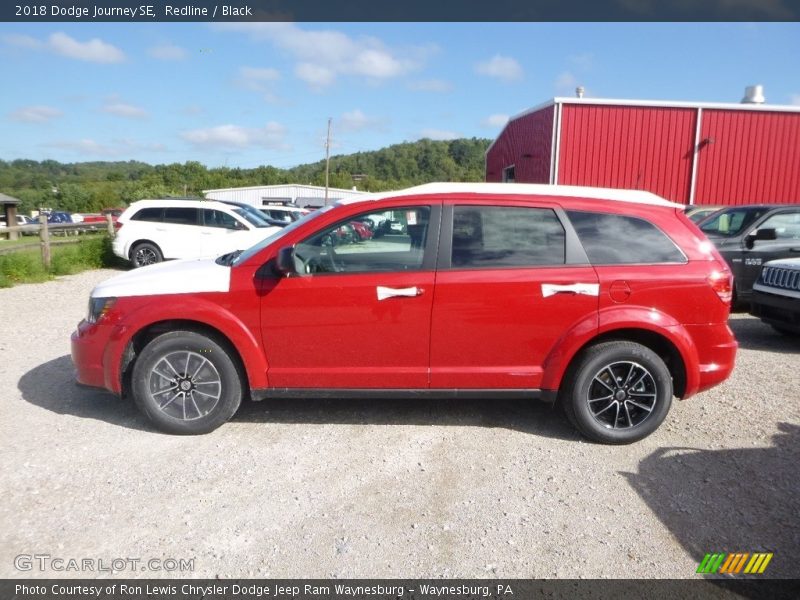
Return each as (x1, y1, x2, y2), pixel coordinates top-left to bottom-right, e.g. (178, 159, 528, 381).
(760, 266, 800, 291)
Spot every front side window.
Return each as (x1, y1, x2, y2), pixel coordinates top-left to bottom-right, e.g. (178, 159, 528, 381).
(567, 211, 686, 264)
(756, 211, 800, 240)
(451, 206, 565, 268)
(203, 209, 238, 229)
(294, 206, 431, 275)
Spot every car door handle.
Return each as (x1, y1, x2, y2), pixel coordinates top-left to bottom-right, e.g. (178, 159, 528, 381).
(541, 283, 600, 298)
(376, 286, 423, 301)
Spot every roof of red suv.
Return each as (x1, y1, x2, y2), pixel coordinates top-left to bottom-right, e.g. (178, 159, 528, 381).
(344, 183, 683, 208)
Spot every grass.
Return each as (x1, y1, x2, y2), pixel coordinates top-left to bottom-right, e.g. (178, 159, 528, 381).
(0, 235, 127, 288)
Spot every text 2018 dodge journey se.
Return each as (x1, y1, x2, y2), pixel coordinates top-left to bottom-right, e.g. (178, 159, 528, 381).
(72, 183, 737, 444)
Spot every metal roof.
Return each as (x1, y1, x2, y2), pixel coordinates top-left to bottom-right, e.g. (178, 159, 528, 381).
(0, 192, 21, 204)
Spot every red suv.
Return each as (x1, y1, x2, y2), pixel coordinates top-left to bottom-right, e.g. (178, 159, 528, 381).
(71, 184, 737, 443)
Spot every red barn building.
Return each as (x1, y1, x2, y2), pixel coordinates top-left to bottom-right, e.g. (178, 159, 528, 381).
(486, 95, 800, 205)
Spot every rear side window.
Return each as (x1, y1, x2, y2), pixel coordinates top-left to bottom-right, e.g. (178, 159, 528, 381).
(131, 207, 163, 222)
(451, 206, 565, 268)
(163, 207, 199, 225)
(567, 211, 685, 264)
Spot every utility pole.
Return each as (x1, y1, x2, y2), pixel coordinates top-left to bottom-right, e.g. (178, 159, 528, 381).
(324, 117, 332, 206)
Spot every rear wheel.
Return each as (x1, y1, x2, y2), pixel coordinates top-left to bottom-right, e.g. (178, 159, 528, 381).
(131, 242, 163, 268)
(131, 331, 243, 434)
(561, 341, 673, 444)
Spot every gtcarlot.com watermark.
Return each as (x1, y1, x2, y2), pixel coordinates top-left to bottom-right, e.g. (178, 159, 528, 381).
(14, 553, 195, 573)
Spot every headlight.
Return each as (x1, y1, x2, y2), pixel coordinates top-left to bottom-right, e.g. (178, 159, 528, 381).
(87, 297, 116, 323)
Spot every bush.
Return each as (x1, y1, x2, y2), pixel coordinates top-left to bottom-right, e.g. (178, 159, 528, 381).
(0, 235, 124, 288)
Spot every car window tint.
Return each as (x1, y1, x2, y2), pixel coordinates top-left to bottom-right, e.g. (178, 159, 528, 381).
(130, 207, 163, 222)
(451, 206, 565, 268)
(202, 209, 238, 229)
(295, 207, 431, 275)
(758, 211, 800, 240)
(567, 211, 686, 264)
(163, 207, 198, 225)
(700, 208, 766, 237)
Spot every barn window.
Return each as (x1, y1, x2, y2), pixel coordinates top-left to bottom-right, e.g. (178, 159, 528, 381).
(502, 165, 515, 183)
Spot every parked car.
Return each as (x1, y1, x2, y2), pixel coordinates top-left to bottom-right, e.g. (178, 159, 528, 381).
(696, 204, 800, 305)
(112, 198, 281, 268)
(0, 214, 34, 227)
(72, 183, 737, 443)
(258, 204, 309, 224)
(32, 211, 73, 224)
(750, 257, 800, 335)
(684, 205, 721, 223)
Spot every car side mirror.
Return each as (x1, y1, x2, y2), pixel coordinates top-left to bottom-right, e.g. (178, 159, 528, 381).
(274, 246, 296, 276)
(746, 227, 776, 249)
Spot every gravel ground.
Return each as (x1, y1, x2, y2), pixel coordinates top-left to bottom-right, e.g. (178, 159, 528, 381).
(1, 269, 798, 579)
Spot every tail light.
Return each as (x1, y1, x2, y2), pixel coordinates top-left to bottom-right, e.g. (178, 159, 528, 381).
(114, 221, 123, 230)
(708, 268, 733, 304)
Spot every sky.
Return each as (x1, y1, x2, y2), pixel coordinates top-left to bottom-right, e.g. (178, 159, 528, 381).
(1, 22, 799, 169)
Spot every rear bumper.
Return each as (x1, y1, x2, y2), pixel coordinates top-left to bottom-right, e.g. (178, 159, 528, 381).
(750, 289, 800, 333)
(684, 322, 738, 397)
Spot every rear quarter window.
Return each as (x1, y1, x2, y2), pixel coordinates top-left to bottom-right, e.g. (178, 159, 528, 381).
(567, 211, 686, 265)
(130, 207, 163, 222)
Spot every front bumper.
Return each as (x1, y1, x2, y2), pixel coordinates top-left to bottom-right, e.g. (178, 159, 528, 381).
(750, 289, 800, 334)
(71, 319, 115, 392)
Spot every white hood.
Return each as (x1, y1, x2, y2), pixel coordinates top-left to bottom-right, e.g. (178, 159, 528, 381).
(92, 259, 231, 298)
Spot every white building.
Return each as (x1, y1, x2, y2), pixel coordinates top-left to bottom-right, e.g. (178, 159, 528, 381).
(202, 184, 368, 209)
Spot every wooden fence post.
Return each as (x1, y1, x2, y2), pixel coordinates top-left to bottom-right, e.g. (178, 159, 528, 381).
(106, 213, 115, 237)
(40, 217, 51, 270)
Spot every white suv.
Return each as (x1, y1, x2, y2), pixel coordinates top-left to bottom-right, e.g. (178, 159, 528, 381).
(113, 199, 281, 267)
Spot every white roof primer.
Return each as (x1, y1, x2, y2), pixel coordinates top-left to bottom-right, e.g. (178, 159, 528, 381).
(336, 182, 682, 209)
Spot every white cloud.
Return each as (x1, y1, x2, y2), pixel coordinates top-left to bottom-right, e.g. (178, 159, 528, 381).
(148, 43, 187, 61)
(418, 128, 460, 141)
(48, 32, 125, 63)
(1, 33, 44, 49)
(569, 53, 594, 71)
(408, 79, 452, 93)
(10, 105, 63, 123)
(295, 63, 336, 89)
(338, 110, 385, 133)
(790, 94, 800, 106)
(103, 102, 148, 119)
(555, 71, 579, 94)
(475, 55, 523, 83)
(181, 123, 288, 150)
(214, 23, 422, 89)
(237, 66, 281, 91)
(49, 138, 165, 158)
(482, 114, 509, 128)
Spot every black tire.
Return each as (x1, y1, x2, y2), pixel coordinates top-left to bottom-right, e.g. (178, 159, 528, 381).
(130, 242, 163, 268)
(561, 341, 673, 444)
(131, 331, 243, 434)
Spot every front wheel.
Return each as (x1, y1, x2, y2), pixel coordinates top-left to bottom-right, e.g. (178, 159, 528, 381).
(561, 341, 673, 444)
(131, 331, 243, 434)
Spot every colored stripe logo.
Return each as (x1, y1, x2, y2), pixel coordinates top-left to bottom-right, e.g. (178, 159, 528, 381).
(697, 552, 773, 574)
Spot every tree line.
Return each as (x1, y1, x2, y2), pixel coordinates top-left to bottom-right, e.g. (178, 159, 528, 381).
(0, 137, 491, 216)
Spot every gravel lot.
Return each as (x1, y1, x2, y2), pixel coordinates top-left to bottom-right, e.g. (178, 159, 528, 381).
(1, 269, 798, 579)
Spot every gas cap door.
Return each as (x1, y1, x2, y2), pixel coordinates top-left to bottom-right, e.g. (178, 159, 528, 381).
(609, 280, 631, 303)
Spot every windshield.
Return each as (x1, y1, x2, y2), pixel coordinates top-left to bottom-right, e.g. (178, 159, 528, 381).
(699, 208, 767, 237)
(233, 206, 274, 228)
(232, 205, 332, 266)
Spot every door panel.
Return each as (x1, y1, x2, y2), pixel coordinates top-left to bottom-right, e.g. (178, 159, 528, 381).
(430, 267, 597, 388)
(260, 204, 439, 389)
(429, 203, 598, 389)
